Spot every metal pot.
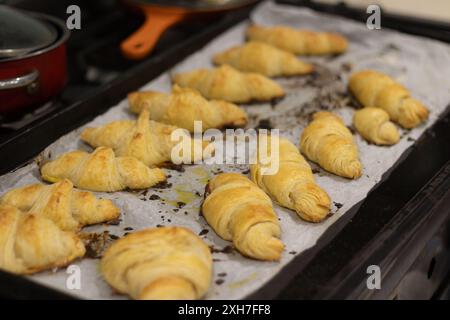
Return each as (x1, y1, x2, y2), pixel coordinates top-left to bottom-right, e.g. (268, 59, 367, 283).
(0, 6, 70, 114)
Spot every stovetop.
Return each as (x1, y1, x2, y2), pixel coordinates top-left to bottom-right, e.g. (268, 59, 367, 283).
(0, 0, 223, 143)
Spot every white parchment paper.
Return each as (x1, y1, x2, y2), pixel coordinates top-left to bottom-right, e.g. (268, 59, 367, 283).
(1, 1, 450, 299)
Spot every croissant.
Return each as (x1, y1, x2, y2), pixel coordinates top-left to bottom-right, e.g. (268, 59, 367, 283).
(353, 107, 400, 145)
(0, 179, 120, 231)
(81, 109, 208, 166)
(128, 85, 247, 132)
(40, 147, 166, 192)
(202, 173, 284, 261)
(213, 41, 313, 77)
(246, 25, 348, 56)
(0, 205, 85, 274)
(172, 65, 285, 103)
(300, 112, 362, 179)
(349, 70, 429, 128)
(250, 137, 331, 222)
(101, 227, 212, 300)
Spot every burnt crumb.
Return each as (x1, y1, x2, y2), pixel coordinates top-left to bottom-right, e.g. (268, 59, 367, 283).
(407, 137, 416, 142)
(167, 219, 172, 223)
(210, 245, 234, 254)
(158, 210, 162, 213)
(347, 125, 356, 135)
(162, 163, 185, 172)
(156, 224, 164, 228)
(289, 251, 297, 255)
(254, 118, 272, 130)
(199, 229, 209, 236)
(109, 234, 119, 240)
(217, 272, 227, 277)
(312, 168, 320, 174)
(149, 194, 160, 200)
(333, 202, 343, 209)
(400, 129, 412, 138)
(176, 201, 186, 209)
(184, 211, 188, 215)
(79, 231, 111, 259)
(141, 190, 149, 197)
(153, 181, 172, 189)
(341, 62, 353, 73)
(173, 208, 179, 212)
(105, 218, 121, 226)
(123, 227, 133, 231)
(167, 175, 172, 179)
(270, 96, 284, 106)
(385, 43, 400, 51)
(241, 169, 250, 175)
(194, 191, 202, 197)
(140, 198, 147, 201)
(123, 232, 130, 237)
(215, 279, 225, 285)
(212, 169, 224, 175)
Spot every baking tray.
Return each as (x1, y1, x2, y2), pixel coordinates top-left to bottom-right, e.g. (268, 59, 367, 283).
(0, 0, 449, 299)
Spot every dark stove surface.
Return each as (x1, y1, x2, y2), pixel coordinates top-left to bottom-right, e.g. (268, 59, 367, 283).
(0, 0, 221, 143)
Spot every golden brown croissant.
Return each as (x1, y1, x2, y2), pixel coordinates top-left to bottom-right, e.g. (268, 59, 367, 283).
(353, 107, 400, 145)
(40, 147, 166, 192)
(349, 70, 429, 128)
(213, 41, 314, 77)
(0, 179, 119, 231)
(0, 205, 85, 274)
(246, 25, 348, 56)
(202, 173, 284, 261)
(128, 85, 248, 132)
(100, 227, 212, 300)
(81, 109, 208, 166)
(300, 112, 362, 179)
(250, 137, 330, 222)
(172, 65, 285, 103)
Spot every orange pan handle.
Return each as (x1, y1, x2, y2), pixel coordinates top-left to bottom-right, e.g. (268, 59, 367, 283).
(121, 8, 186, 60)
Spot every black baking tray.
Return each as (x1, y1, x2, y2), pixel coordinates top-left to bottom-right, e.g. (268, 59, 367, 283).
(0, 0, 449, 299)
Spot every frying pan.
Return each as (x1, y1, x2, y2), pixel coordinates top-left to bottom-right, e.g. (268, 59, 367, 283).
(121, 0, 259, 60)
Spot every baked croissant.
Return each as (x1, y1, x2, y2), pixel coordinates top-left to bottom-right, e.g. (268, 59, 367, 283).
(213, 41, 313, 77)
(81, 109, 208, 166)
(0, 179, 120, 231)
(349, 70, 429, 128)
(172, 65, 285, 103)
(250, 137, 331, 222)
(246, 25, 348, 56)
(202, 173, 284, 261)
(128, 85, 247, 132)
(101, 227, 212, 300)
(40, 147, 166, 192)
(353, 107, 400, 145)
(300, 112, 362, 179)
(0, 205, 85, 274)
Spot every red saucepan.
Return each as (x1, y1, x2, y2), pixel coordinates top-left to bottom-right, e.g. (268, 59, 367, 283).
(0, 6, 70, 114)
(121, 0, 259, 60)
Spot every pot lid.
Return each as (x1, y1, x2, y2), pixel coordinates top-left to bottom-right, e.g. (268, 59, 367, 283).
(0, 5, 58, 58)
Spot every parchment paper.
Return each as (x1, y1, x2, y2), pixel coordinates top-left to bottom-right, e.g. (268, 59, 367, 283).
(1, 1, 450, 299)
